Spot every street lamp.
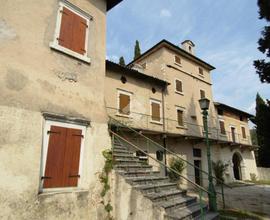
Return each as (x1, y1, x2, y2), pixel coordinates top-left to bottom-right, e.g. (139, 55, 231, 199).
(198, 98, 217, 212)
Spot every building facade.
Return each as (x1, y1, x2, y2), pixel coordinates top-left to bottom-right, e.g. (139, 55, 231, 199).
(105, 39, 258, 186)
(0, 0, 122, 219)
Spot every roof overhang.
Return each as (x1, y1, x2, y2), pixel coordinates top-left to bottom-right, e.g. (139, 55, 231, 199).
(107, 0, 123, 11)
(214, 102, 254, 118)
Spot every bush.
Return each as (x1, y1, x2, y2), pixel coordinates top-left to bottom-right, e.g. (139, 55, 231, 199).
(212, 160, 229, 184)
(168, 157, 185, 181)
(250, 173, 257, 182)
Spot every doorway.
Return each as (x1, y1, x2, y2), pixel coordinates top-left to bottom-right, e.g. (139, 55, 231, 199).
(194, 160, 202, 185)
(232, 153, 242, 180)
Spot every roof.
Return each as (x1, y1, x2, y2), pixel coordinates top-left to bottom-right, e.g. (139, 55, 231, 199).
(127, 39, 215, 71)
(107, 0, 123, 11)
(106, 60, 170, 87)
(214, 102, 254, 118)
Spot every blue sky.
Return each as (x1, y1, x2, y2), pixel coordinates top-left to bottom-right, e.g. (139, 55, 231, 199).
(107, 0, 269, 115)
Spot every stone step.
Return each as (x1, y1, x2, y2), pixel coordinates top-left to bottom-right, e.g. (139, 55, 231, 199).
(113, 146, 128, 151)
(165, 203, 208, 220)
(114, 164, 153, 172)
(125, 176, 169, 186)
(146, 189, 187, 203)
(114, 159, 146, 166)
(113, 154, 137, 159)
(113, 149, 133, 154)
(156, 196, 197, 212)
(194, 212, 219, 220)
(117, 170, 161, 177)
(135, 182, 178, 194)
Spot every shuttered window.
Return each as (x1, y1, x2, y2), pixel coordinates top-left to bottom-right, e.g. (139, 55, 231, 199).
(219, 121, 226, 135)
(119, 93, 130, 115)
(241, 126, 246, 139)
(151, 102, 161, 122)
(200, 90, 206, 99)
(58, 7, 87, 55)
(177, 109, 184, 126)
(175, 56, 181, 64)
(175, 80, 183, 93)
(43, 125, 82, 188)
(199, 67, 204, 75)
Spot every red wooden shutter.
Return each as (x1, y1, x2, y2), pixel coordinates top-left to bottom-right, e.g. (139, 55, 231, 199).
(58, 7, 87, 55)
(59, 7, 74, 50)
(151, 102, 161, 121)
(43, 126, 67, 188)
(64, 128, 82, 187)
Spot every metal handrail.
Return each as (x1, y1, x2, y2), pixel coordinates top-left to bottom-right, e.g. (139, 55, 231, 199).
(109, 116, 232, 190)
(110, 130, 212, 195)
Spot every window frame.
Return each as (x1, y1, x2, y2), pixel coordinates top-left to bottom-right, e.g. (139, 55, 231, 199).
(150, 99, 162, 124)
(176, 106, 185, 128)
(117, 89, 132, 118)
(199, 89, 206, 99)
(174, 55, 182, 66)
(49, 1, 91, 63)
(219, 119, 226, 135)
(175, 78, 184, 95)
(40, 120, 86, 193)
(241, 125, 247, 139)
(199, 67, 204, 75)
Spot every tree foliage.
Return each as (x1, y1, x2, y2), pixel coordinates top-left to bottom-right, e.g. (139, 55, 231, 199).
(119, 56, 126, 66)
(168, 157, 185, 182)
(254, 0, 270, 83)
(212, 160, 229, 184)
(134, 40, 141, 60)
(254, 93, 270, 167)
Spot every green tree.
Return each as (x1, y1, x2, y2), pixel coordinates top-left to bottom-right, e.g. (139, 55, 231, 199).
(134, 40, 141, 60)
(119, 56, 126, 66)
(254, 93, 270, 167)
(254, 0, 270, 83)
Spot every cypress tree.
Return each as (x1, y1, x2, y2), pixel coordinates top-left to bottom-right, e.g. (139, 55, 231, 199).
(254, 0, 270, 83)
(254, 93, 270, 167)
(134, 40, 141, 60)
(119, 56, 126, 66)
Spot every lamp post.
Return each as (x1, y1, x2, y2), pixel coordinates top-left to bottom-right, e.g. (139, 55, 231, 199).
(198, 98, 217, 212)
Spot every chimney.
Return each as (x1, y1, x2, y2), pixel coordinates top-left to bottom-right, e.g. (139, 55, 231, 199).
(181, 40, 195, 55)
(131, 63, 144, 73)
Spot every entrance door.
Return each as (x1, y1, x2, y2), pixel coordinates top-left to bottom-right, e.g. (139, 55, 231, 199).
(231, 127, 236, 142)
(232, 153, 242, 180)
(194, 160, 202, 186)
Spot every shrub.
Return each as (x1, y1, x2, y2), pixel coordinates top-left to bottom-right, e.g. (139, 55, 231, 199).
(250, 173, 257, 182)
(168, 157, 185, 181)
(212, 160, 229, 184)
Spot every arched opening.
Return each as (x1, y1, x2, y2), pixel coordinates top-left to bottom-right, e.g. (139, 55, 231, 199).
(232, 153, 242, 180)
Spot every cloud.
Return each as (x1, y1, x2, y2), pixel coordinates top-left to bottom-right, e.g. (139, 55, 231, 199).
(160, 9, 172, 18)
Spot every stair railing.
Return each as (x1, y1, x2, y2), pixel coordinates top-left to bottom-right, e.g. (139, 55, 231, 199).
(110, 130, 209, 218)
(109, 116, 231, 209)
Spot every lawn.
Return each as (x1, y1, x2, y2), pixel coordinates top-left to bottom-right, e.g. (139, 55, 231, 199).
(245, 180, 270, 185)
(219, 209, 268, 220)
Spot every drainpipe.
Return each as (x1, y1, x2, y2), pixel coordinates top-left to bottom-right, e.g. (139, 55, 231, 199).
(162, 85, 167, 176)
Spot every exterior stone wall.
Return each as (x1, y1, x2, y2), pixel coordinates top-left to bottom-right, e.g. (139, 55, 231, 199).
(257, 167, 270, 181)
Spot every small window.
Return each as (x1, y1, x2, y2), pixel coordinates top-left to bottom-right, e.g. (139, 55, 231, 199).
(152, 87, 156, 94)
(175, 56, 181, 65)
(156, 150, 163, 161)
(150, 100, 161, 122)
(175, 79, 183, 93)
(217, 109, 224, 116)
(193, 148, 201, 158)
(118, 92, 131, 115)
(177, 109, 184, 126)
(240, 116, 244, 121)
(200, 89, 206, 99)
(50, 2, 91, 63)
(199, 67, 204, 75)
(241, 126, 246, 139)
(121, 76, 127, 84)
(189, 46, 192, 52)
(219, 121, 226, 135)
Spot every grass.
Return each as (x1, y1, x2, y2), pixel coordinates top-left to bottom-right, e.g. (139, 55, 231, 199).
(219, 209, 267, 220)
(245, 180, 270, 185)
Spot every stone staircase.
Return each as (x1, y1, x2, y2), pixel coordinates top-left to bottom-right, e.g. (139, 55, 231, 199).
(112, 138, 219, 220)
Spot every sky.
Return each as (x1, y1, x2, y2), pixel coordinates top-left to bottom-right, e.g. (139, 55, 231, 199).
(106, 0, 270, 116)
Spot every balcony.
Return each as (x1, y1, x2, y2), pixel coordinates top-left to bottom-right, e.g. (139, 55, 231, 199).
(106, 107, 253, 147)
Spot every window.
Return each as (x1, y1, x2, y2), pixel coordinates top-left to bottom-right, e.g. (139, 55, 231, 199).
(175, 79, 183, 93)
(241, 126, 246, 139)
(150, 100, 161, 122)
(200, 89, 206, 99)
(175, 56, 181, 65)
(240, 115, 244, 121)
(177, 109, 184, 126)
(50, 1, 91, 63)
(136, 150, 148, 161)
(118, 91, 131, 115)
(152, 87, 156, 94)
(156, 150, 163, 161)
(199, 67, 204, 75)
(121, 76, 127, 84)
(193, 148, 202, 158)
(219, 120, 226, 135)
(41, 121, 85, 189)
